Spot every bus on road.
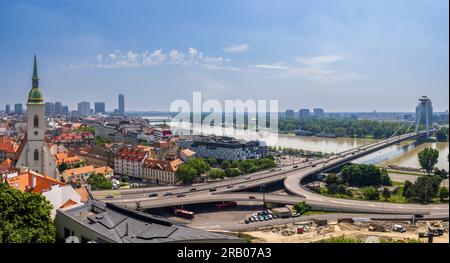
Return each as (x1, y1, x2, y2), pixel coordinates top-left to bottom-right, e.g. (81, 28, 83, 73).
(173, 209, 195, 219)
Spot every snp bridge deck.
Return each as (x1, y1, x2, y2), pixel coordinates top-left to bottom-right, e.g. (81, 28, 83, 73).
(100, 131, 444, 215)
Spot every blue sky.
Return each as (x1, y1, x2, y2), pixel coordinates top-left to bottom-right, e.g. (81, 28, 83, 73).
(0, 0, 448, 112)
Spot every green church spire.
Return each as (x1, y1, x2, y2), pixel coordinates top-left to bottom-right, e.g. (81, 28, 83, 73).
(28, 55, 44, 104)
(32, 54, 39, 80)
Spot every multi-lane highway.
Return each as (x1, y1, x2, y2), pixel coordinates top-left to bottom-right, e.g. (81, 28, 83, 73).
(99, 130, 448, 216)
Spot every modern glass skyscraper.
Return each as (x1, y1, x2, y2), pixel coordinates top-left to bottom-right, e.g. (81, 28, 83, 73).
(95, 102, 106, 114)
(118, 94, 125, 115)
(14, 103, 23, 114)
(54, 102, 62, 115)
(77, 101, 91, 116)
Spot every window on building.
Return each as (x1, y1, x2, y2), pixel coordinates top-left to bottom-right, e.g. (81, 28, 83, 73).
(64, 228, 70, 238)
(33, 115, 39, 128)
(33, 149, 39, 161)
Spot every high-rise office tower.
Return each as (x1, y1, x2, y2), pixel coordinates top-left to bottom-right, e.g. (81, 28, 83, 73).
(45, 102, 54, 116)
(62, 105, 69, 115)
(285, 109, 295, 118)
(95, 102, 106, 114)
(118, 94, 125, 115)
(299, 109, 310, 118)
(77, 101, 91, 116)
(313, 108, 325, 117)
(5, 104, 10, 114)
(14, 103, 23, 114)
(54, 102, 62, 115)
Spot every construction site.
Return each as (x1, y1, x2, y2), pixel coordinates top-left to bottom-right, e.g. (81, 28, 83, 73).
(242, 219, 449, 243)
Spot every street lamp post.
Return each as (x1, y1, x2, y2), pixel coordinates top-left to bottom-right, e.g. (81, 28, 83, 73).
(261, 184, 267, 210)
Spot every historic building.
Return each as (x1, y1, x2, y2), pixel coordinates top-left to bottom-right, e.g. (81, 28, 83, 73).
(15, 56, 60, 179)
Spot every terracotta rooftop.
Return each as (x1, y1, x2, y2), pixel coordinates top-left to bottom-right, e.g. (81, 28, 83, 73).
(6, 170, 64, 193)
(0, 136, 18, 153)
(143, 158, 182, 172)
(62, 165, 95, 177)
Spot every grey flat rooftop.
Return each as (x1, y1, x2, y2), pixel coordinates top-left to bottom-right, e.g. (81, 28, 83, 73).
(60, 201, 243, 243)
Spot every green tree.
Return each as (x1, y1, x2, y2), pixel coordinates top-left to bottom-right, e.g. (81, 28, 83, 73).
(120, 176, 128, 183)
(341, 164, 383, 187)
(0, 186, 56, 243)
(324, 173, 340, 194)
(58, 162, 68, 172)
(436, 127, 448, 142)
(221, 160, 231, 170)
(208, 168, 226, 180)
(412, 175, 442, 203)
(293, 201, 311, 215)
(434, 168, 448, 179)
(438, 187, 449, 201)
(361, 187, 380, 200)
(206, 157, 218, 166)
(418, 148, 439, 175)
(402, 180, 414, 200)
(176, 165, 198, 184)
(188, 158, 211, 174)
(87, 173, 113, 190)
(225, 168, 241, 177)
(382, 187, 391, 201)
(380, 169, 392, 186)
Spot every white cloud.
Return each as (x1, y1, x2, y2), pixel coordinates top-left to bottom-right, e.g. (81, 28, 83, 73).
(224, 43, 249, 53)
(249, 55, 362, 82)
(68, 48, 230, 70)
(249, 63, 289, 70)
(296, 55, 344, 66)
(142, 49, 167, 65)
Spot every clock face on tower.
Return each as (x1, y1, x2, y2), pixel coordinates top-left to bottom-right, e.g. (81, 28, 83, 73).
(34, 131, 38, 136)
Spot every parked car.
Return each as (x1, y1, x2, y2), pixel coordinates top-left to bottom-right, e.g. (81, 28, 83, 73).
(189, 187, 197, 192)
(392, 224, 406, 233)
(293, 165, 298, 168)
(176, 193, 185, 198)
(105, 194, 114, 199)
(163, 192, 173, 196)
(249, 217, 255, 222)
(227, 185, 234, 189)
(291, 213, 301, 217)
(258, 216, 264, 221)
(268, 215, 273, 220)
(414, 214, 424, 218)
(239, 184, 245, 188)
(245, 176, 251, 180)
(245, 219, 250, 224)
(209, 188, 217, 192)
(249, 196, 256, 200)
(148, 193, 158, 197)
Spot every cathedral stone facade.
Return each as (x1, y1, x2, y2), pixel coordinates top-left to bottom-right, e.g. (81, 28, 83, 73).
(16, 56, 59, 179)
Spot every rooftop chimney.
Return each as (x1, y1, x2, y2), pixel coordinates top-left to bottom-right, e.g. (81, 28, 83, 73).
(31, 175, 36, 189)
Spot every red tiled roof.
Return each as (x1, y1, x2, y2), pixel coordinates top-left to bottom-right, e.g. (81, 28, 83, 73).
(115, 147, 147, 162)
(0, 136, 18, 153)
(143, 158, 182, 172)
(6, 170, 64, 193)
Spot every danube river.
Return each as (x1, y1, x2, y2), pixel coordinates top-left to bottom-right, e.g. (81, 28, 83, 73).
(174, 121, 449, 170)
(277, 134, 448, 170)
